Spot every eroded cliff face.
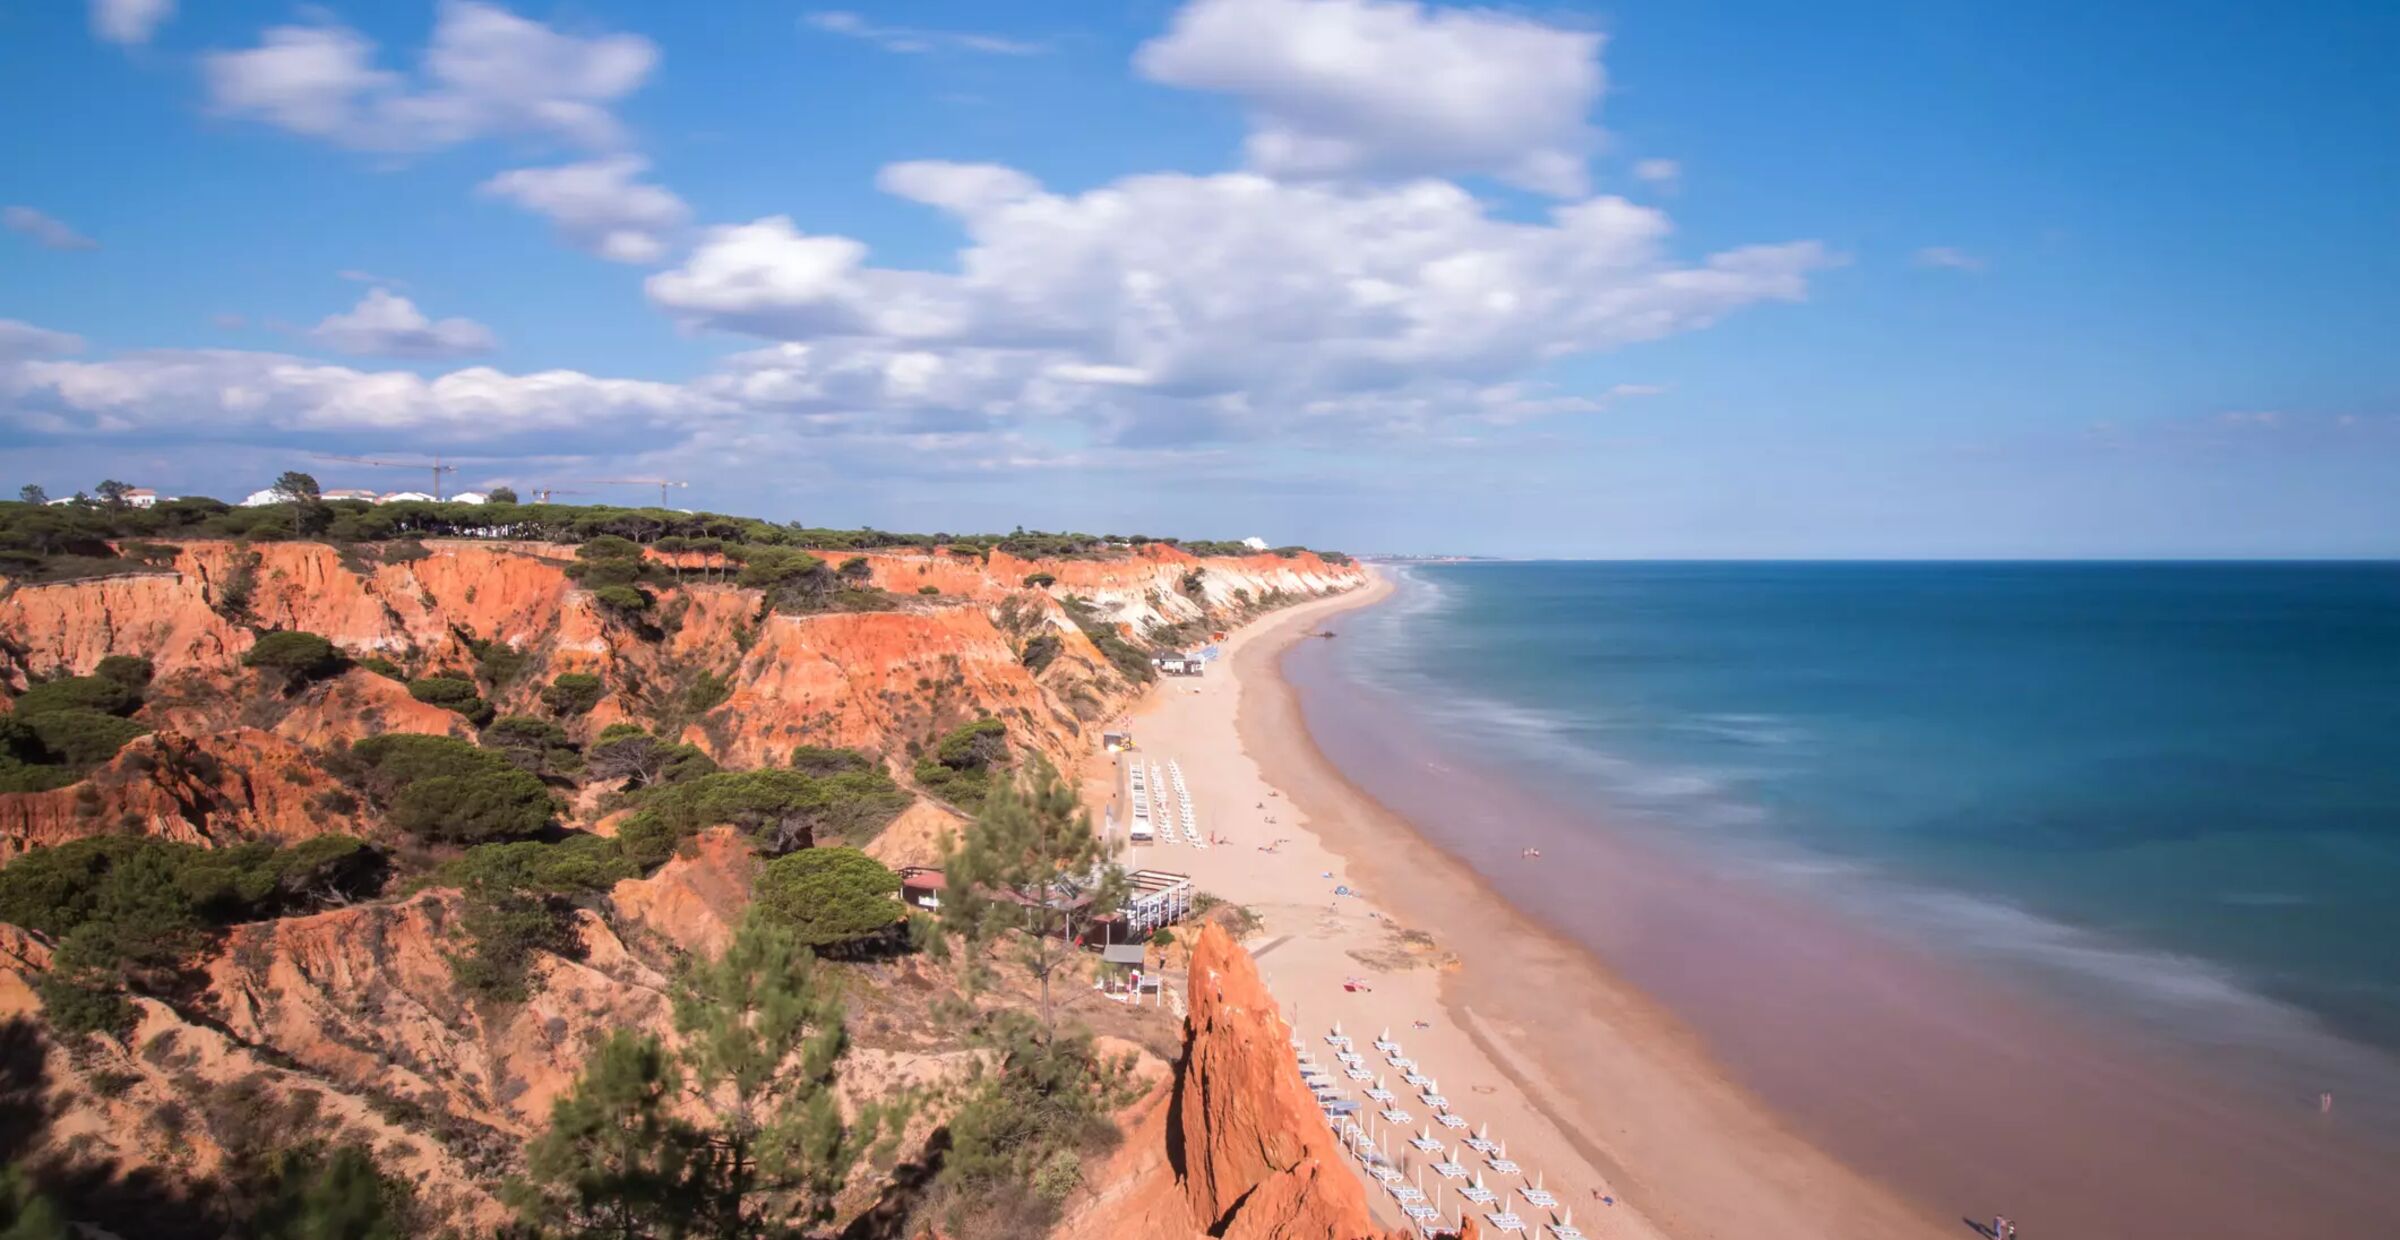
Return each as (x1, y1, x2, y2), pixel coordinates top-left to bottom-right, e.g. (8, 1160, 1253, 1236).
(0, 537, 1364, 1234)
(0, 728, 365, 862)
(1061, 923, 1458, 1240)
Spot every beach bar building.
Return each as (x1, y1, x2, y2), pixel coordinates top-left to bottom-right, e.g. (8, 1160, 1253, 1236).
(897, 866, 946, 911)
(1108, 868, 1195, 940)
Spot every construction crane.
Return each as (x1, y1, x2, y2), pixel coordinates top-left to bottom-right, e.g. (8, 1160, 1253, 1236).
(528, 487, 593, 504)
(570, 478, 691, 507)
(310, 452, 459, 501)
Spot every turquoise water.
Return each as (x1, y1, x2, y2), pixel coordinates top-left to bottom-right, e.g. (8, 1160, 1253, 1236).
(1330, 561, 2400, 1064)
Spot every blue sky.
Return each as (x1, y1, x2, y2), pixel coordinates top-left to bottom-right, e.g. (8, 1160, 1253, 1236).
(2, 0, 2394, 557)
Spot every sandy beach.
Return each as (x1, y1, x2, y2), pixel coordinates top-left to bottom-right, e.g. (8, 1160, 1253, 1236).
(1090, 572, 1942, 1240)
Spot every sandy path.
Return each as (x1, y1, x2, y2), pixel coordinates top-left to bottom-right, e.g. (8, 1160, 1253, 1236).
(1085, 572, 1945, 1240)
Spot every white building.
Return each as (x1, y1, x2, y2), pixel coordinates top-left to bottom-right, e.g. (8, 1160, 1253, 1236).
(1241, 536, 1270, 551)
(238, 488, 280, 508)
(449, 491, 489, 505)
(124, 488, 159, 508)
(375, 491, 437, 504)
(323, 488, 379, 502)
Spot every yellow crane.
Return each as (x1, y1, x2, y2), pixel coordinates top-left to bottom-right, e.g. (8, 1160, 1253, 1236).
(310, 452, 459, 501)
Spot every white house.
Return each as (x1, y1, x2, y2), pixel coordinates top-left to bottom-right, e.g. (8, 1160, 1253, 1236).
(449, 491, 489, 505)
(323, 488, 378, 502)
(375, 491, 437, 504)
(238, 488, 280, 508)
(1240, 536, 1269, 552)
(124, 488, 159, 508)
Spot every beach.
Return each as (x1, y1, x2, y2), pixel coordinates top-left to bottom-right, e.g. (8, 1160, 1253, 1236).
(1092, 573, 1942, 1239)
(1098, 566, 2400, 1240)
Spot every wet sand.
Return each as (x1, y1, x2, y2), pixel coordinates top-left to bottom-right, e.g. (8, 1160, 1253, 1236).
(1109, 571, 2400, 1240)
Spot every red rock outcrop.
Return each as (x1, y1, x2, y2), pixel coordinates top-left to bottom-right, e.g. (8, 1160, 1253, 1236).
(607, 825, 759, 957)
(1062, 923, 1458, 1240)
(0, 728, 364, 861)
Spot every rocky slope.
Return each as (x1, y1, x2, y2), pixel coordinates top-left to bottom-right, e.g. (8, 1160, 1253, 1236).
(1060, 923, 1468, 1240)
(0, 535, 1362, 1235)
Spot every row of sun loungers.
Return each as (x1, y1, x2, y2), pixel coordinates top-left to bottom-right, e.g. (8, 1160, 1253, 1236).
(1305, 1021, 1587, 1239)
(1135, 758, 1211, 849)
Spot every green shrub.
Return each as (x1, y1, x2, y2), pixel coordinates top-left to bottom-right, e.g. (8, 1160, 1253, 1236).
(1021, 573, 1055, 588)
(93, 655, 154, 690)
(541, 672, 606, 717)
(387, 769, 553, 845)
(448, 888, 576, 1002)
(753, 847, 901, 950)
(788, 745, 872, 777)
(642, 767, 906, 854)
(913, 718, 1008, 811)
(436, 837, 634, 896)
(406, 676, 492, 727)
(243, 631, 345, 684)
(13, 675, 141, 718)
(354, 655, 406, 681)
(918, 584, 941, 596)
(1019, 633, 1062, 674)
(24, 708, 148, 767)
(482, 715, 581, 778)
(592, 585, 652, 617)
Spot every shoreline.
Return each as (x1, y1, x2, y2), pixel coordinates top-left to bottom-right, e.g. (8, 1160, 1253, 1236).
(1217, 566, 2400, 1240)
(1103, 572, 1938, 1239)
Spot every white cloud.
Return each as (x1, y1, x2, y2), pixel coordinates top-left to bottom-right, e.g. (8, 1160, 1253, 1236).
(0, 320, 86, 362)
(202, 1, 656, 154)
(4, 206, 100, 251)
(6, 346, 702, 438)
(1135, 0, 1603, 195)
(479, 156, 689, 263)
(649, 164, 1827, 442)
(307, 289, 498, 359)
(1633, 158, 1681, 187)
(802, 11, 1045, 56)
(1913, 246, 1986, 272)
(90, 0, 173, 46)
(337, 268, 408, 288)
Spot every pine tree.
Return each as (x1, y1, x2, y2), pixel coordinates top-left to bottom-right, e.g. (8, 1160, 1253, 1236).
(940, 756, 1125, 1037)
(672, 912, 889, 1237)
(514, 1031, 698, 1238)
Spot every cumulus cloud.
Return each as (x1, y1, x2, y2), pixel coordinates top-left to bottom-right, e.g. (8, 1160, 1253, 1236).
(307, 289, 498, 359)
(4, 206, 99, 251)
(5, 345, 702, 439)
(1136, 0, 1603, 195)
(90, 0, 173, 46)
(648, 164, 1828, 441)
(802, 11, 1045, 56)
(1913, 246, 1986, 271)
(202, 0, 656, 154)
(479, 157, 689, 263)
(0, 320, 86, 362)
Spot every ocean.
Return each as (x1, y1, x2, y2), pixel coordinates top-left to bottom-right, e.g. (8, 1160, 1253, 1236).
(1283, 561, 2400, 1235)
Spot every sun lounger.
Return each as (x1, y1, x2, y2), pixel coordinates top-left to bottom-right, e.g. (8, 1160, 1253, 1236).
(1483, 1209, 1527, 1232)
(1345, 1068, 1375, 1081)
(1403, 1071, 1433, 1088)
(1365, 1086, 1395, 1102)
(1386, 1056, 1415, 1069)
(1435, 1113, 1469, 1129)
(1489, 1158, 1522, 1176)
(1379, 1108, 1411, 1124)
(1459, 1183, 1496, 1205)
(1419, 1093, 1449, 1109)
(1520, 1188, 1557, 1209)
(1410, 1131, 1444, 1152)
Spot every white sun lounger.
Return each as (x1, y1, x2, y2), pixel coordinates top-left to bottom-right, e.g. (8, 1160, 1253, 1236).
(1345, 1068, 1375, 1081)
(1521, 1188, 1557, 1209)
(1379, 1108, 1411, 1124)
(1484, 1210, 1527, 1232)
(1432, 1159, 1467, 1179)
(1410, 1131, 1444, 1152)
(1436, 1113, 1470, 1129)
(1459, 1182, 1496, 1205)
(1419, 1093, 1449, 1109)
(1489, 1158, 1522, 1176)
(1402, 1071, 1433, 1088)
(1365, 1086, 1395, 1102)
